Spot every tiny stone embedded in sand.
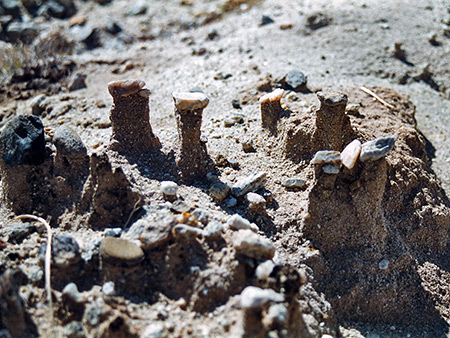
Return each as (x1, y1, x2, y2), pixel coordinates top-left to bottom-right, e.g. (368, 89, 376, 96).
(341, 139, 362, 169)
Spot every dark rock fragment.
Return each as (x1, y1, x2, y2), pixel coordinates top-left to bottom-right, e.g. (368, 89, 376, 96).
(5, 21, 39, 44)
(278, 70, 308, 92)
(260, 15, 274, 26)
(39, 235, 81, 269)
(306, 12, 330, 30)
(67, 72, 87, 91)
(0, 115, 46, 166)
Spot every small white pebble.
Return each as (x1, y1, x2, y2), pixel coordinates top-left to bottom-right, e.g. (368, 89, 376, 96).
(102, 281, 115, 296)
(379, 259, 389, 270)
(160, 181, 178, 196)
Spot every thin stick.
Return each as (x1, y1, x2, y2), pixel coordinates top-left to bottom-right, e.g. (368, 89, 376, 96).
(124, 196, 142, 228)
(360, 86, 394, 109)
(13, 215, 53, 309)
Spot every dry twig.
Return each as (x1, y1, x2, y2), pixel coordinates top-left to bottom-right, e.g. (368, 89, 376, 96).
(360, 86, 395, 109)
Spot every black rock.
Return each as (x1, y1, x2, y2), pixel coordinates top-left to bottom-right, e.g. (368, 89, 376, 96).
(260, 15, 274, 26)
(39, 235, 81, 268)
(206, 29, 219, 40)
(0, 115, 46, 166)
(278, 70, 308, 92)
(105, 21, 122, 35)
(231, 99, 241, 109)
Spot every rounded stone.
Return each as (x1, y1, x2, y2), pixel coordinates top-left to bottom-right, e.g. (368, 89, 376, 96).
(160, 181, 178, 196)
(172, 92, 209, 111)
(53, 126, 87, 157)
(100, 237, 144, 266)
(107, 79, 146, 97)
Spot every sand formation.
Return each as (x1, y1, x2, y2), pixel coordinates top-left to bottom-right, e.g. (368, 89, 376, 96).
(0, 79, 449, 337)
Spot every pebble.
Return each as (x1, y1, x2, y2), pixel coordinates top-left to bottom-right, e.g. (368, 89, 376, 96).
(68, 14, 87, 27)
(310, 150, 341, 166)
(359, 136, 396, 162)
(245, 192, 266, 209)
(231, 99, 241, 109)
(232, 171, 267, 197)
(240, 286, 284, 309)
(62, 282, 84, 304)
(141, 323, 167, 338)
(306, 12, 331, 30)
(53, 126, 87, 158)
(260, 15, 274, 26)
(126, 1, 147, 16)
(172, 224, 203, 240)
(192, 208, 210, 225)
(378, 259, 389, 270)
(39, 0, 77, 19)
(227, 214, 258, 232)
(0, 0, 21, 17)
(341, 139, 362, 169)
(64, 321, 86, 338)
(202, 220, 224, 240)
(102, 281, 115, 296)
(322, 164, 339, 174)
(224, 114, 244, 127)
(209, 180, 231, 202)
(173, 91, 209, 111)
(105, 21, 122, 35)
(281, 178, 306, 189)
(39, 235, 81, 268)
(279, 70, 308, 92)
(256, 260, 275, 280)
(160, 181, 178, 196)
(104, 228, 122, 238)
(241, 138, 256, 153)
(0, 115, 46, 166)
(4, 222, 35, 243)
(100, 237, 144, 266)
(30, 94, 48, 116)
(227, 197, 237, 207)
(232, 229, 275, 259)
(67, 73, 87, 91)
(265, 304, 288, 326)
(6, 21, 39, 44)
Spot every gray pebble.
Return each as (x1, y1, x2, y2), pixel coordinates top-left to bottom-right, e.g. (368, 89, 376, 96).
(266, 304, 288, 326)
(102, 281, 115, 296)
(192, 208, 210, 225)
(160, 181, 178, 196)
(282, 178, 306, 189)
(242, 138, 256, 153)
(64, 321, 87, 338)
(39, 235, 81, 269)
(67, 73, 87, 91)
(246, 192, 266, 210)
(232, 172, 267, 197)
(240, 286, 284, 309)
(126, 1, 147, 16)
(322, 164, 340, 174)
(209, 180, 231, 202)
(30, 94, 48, 116)
(227, 197, 237, 207)
(232, 229, 274, 259)
(255, 260, 275, 280)
(104, 228, 122, 238)
(279, 70, 308, 92)
(173, 224, 203, 240)
(360, 136, 396, 162)
(224, 115, 244, 127)
(379, 259, 389, 270)
(202, 220, 224, 240)
(227, 214, 258, 232)
(6, 22, 39, 44)
(4, 222, 35, 243)
(53, 126, 87, 158)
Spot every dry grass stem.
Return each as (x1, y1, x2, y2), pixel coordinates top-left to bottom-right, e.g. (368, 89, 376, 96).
(360, 86, 395, 109)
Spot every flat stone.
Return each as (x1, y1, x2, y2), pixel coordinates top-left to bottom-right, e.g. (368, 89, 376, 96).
(108, 79, 145, 97)
(172, 92, 209, 111)
(126, 212, 174, 251)
(310, 150, 341, 166)
(322, 164, 340, 174)
(0, 115, 46, 165)
(209, 180, 231, 202)
(360, 136, 396, 162)
(202, 220, 224, 240)
(259, 89, 284, 104)
(100, 237, 144, 266)
(160, 181, 178, 196)
(232, 229, 275, 259)
(240, 286, 284, 309)
(282, 178, 306, 189)
(232, 171, 267, 197)
(341, 139, 362, 169)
